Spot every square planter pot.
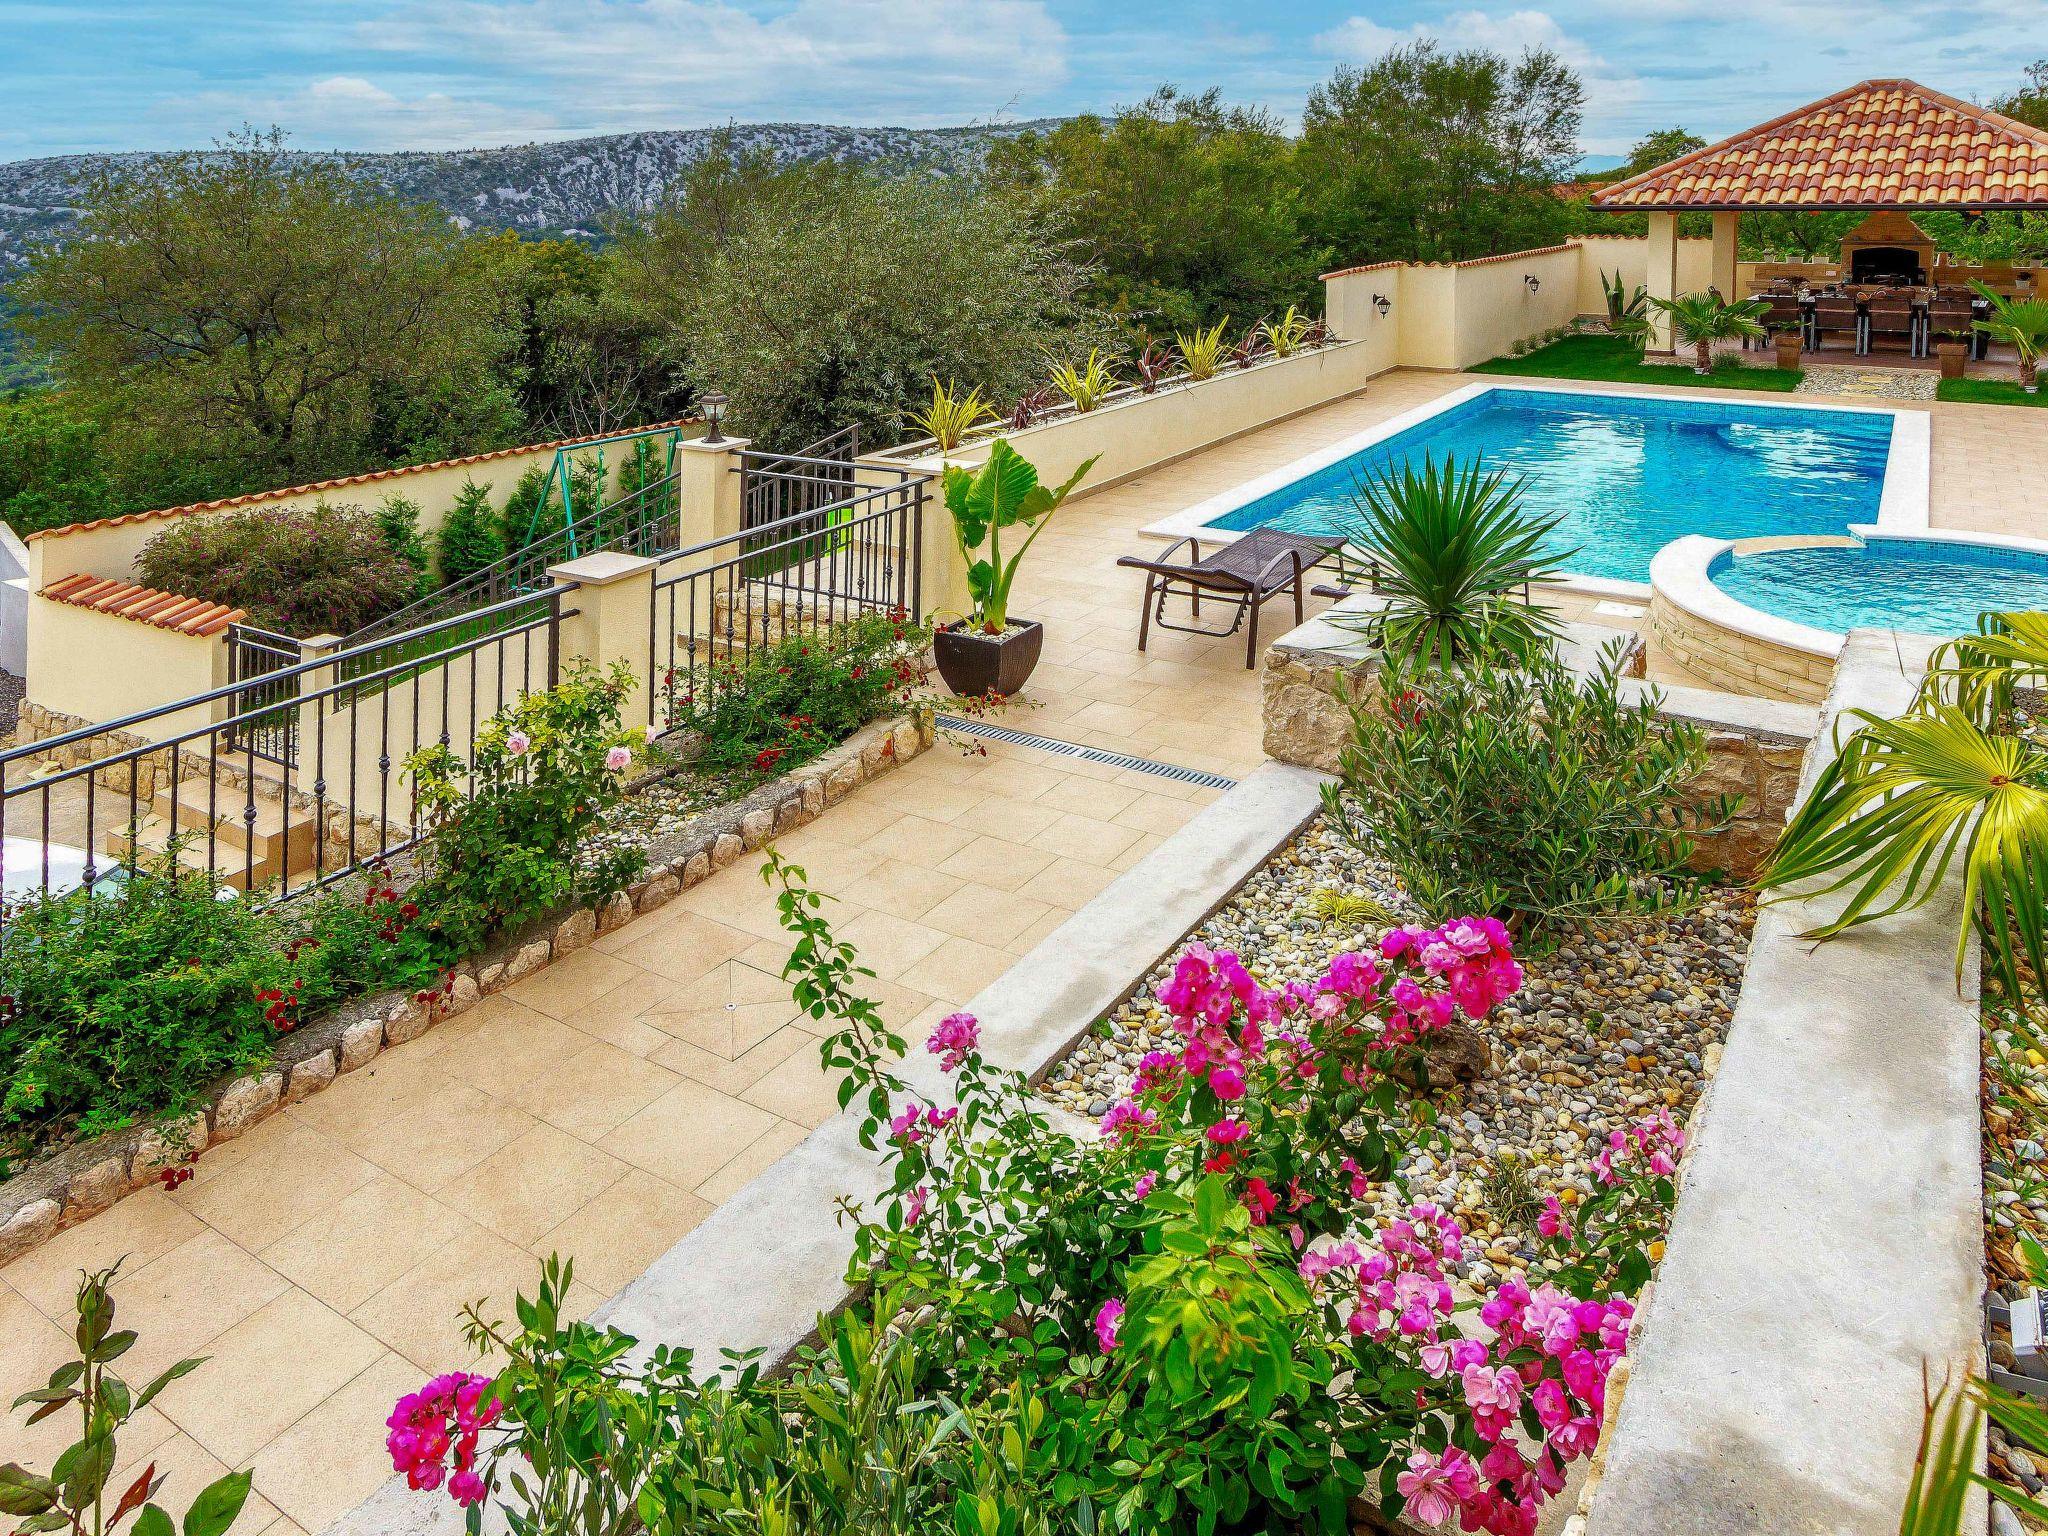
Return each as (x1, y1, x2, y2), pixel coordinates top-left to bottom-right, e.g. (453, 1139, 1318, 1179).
(933, 620, 1044, 699)
(1936, 343, 1968, 381)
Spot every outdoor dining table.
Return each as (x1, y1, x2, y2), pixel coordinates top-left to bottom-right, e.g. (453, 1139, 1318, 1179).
(1772, 291, 1991, 358)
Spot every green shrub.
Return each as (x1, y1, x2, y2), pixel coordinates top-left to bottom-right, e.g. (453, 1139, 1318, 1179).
(434, 478, 504, 586)
(0, 389, 116, 535)
(374, 492, 433, 601)
(1323, 634, 1731, 931)
(407, 661, 646, 954)
(664, 611, 928, 777)
(136, 502, 423, 636)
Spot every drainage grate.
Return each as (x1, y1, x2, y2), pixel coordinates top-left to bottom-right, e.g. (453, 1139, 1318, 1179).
(935, 715, 1238, 790)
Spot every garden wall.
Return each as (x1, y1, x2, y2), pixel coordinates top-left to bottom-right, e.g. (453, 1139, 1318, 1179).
(1258, 600, 1819, 880)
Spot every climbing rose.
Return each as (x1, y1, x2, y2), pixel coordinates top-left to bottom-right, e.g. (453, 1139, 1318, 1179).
(604, 744, 632, 772)
(1094, 1298, 1125, 1352)
(504, 730, 530, 757)
(926, 1012, 980, 1072)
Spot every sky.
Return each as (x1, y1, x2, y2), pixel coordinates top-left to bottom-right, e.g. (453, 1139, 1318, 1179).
(1, 0, 2043, 163)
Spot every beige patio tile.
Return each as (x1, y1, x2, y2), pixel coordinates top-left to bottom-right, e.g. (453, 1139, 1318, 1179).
(837, 855, 966, 917)
(424, 996, 595, 1099)
(349, 1225, 550, 1372)
(600, 909, 758, 981)
(555, 968, 683, 1055)
(899, 935, 1016, 1002)
(668, 877, 795, 942)
(651, 1021, 813, 1096)
(1114, 789, 1206, 835)
(935, 835, 1056, 891)
(921, 883, 1053, 946)
(506, 1040, 683, 1140)
(966, 796, 1067, 845)
(834, 908, 948, 979)
(110, 1227, 291, 1383)
(640, 956, 797, 1054)
(111, 1431, 285, 1536)
(862, 774, 987, 823)
(283, 1042, 451, 1137)
(2, 1277, 180, 1466)
(502, 946, 646, 1020)
(2, 1189, 204, 1319)
(242, 1351, 422, 1534)
(453, 1124, 633, 1247)
(1027, 812, 1144, 866)
(171, 1121, 383, 1253)
(155, 1288, 385, 1465)
(856, 813, 978, 867)
(259, 1174, 469, 1314)
(534, 1169, 713, 1296)
(694, 1119, 811, 1205)
(737, 1044, 843, 1127)
(343, 1081, 538, 1193)
(597, 1079, 780, 1190)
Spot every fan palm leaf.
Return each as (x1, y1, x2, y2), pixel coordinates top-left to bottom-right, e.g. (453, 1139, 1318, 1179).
(1333, 454, 1570, 667)
(1764, 703, 2048, 1002)
(1924, 610, 2048, 723)
(1646, 292, 1769, 373)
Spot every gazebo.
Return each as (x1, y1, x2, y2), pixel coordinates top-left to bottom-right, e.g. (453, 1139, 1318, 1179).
(1590, 78, 2048, 354)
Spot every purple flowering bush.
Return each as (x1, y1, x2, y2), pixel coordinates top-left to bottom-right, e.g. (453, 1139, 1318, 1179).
(388, 852, 1682, 1535)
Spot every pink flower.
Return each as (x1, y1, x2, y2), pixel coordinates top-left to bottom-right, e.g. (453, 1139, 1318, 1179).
(926, 1012, 980, 1071)
(904, 1185, 930, 1227)
(1243, 1176, 1279, 1224)
(388, 1372, 500, 1505)
(888, 1104, 928, 1144)
(504, 730, 530, 757)
(1132, 1170, 1157, 1200)
(1205, 1118, 1248, 1145)
(1462, 1363, 1523, 1418)
(1537, 1195, 1572, 1240)
(1094, 1298, 1125, 1352)
(1208, 1065, 1246, 1101)
(1395, 1447, 1478, 1528)
(604, 744, 632, 772)
(1100, 1099, 1158, 1142)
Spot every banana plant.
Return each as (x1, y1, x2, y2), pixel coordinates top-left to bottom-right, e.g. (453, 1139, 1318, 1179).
(940, 440, 1098, 632)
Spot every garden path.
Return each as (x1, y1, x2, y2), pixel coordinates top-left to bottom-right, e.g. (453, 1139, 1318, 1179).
(6, 370, 2044, 1533)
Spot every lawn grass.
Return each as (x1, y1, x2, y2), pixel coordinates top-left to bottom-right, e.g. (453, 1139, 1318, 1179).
(1936, 376, 2048, 409)
(1470, 332, 1802, 393)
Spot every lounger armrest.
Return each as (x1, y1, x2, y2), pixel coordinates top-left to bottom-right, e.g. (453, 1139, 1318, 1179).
(1116, 535, 1197, 571)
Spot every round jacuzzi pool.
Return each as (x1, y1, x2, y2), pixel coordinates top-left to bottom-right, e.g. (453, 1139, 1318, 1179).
(1708, 537, 2048, 639)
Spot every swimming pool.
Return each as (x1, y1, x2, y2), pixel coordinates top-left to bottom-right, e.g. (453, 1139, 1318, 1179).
(1710, 537, 2048, 638)
(1164, 384, 1909, 588)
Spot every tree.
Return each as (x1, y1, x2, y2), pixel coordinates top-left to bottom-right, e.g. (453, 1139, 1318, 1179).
(984, 86, 1316, 338)
(610, 151, 1101, 451)
(1298, 43, 1585, 265)
(436, 479, 505, 585)
(12, 129, 518, 497)
(0, 389, 114, 534)
(1994, 58, 2048, 131)
(1615, 128, 1704, 180)
(1646, 291, 1768, 373)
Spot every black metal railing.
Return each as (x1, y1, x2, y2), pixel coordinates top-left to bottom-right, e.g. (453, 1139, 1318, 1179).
(225, 623, 303, 766)
(651, 474, 924, 730)
(0, 589, 567, 915)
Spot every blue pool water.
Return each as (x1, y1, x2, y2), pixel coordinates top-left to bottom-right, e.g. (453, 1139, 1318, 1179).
(1711, 539, 2048, 638)
(1211, 388, 1894, 584)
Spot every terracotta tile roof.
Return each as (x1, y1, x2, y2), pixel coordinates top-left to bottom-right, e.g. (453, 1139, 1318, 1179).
(25, 416, 701, 543)
(1320, 245, 1573, 280)
(1591, 79, 2048, 211)
(39, 574, 247, 637)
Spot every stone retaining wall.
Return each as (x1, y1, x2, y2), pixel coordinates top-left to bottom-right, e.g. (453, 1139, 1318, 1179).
(1259, 625, 1819, 881)
(8, 700, 191, 802)
(1649, 590, 1836, 705)
(0, 709, 935, 1267)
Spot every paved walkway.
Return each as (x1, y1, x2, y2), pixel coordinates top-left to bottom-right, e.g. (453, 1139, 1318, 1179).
(5, 368, 2045, 1532)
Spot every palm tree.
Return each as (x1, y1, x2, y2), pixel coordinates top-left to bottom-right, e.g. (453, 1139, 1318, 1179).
(1645, 291, 1770, 374)
(1973, 282, 2048, 393)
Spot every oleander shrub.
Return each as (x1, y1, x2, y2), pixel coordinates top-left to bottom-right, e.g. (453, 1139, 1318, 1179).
(137, 501, 422, 636)
(1325, 632, 1732, 931)
(663, 610, 930, 778)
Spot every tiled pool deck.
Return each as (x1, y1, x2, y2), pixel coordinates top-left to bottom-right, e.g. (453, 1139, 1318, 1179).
(3, 369, 2041, 1531)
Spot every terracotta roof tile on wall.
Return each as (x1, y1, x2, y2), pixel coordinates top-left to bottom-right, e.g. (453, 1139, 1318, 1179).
(24, 416, 701, 543)
(1590, 79, 2048, 211)
(40, 573, 246, 637)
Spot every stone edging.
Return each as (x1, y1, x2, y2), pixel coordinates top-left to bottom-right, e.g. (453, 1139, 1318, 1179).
(0, 709, 936, 1267)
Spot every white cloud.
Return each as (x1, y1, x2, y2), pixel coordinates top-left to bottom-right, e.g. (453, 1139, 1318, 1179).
(181, 75, 564, 151)
(1316, 6, 1640, 113)
(357, 0, 1070, 129)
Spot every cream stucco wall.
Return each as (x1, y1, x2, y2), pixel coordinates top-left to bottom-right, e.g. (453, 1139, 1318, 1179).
(26, 596, 227, 743)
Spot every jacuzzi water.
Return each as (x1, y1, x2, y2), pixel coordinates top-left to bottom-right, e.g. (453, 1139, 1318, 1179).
(1710, 539, 2048, 638)
(1209, 388, 1894, 584)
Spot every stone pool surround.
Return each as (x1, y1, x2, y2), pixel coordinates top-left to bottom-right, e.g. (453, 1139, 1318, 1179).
(1138, 379, 1931, 604)
(0, 710, 936, 1268)
(1258, 598, 1819, 881)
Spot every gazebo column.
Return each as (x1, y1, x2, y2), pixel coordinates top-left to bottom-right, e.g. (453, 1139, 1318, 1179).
(1710, 211, 1740, 300)
(1645, 211, 1680, 355)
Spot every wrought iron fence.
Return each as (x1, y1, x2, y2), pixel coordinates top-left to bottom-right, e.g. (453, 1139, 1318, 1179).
(0, 589, 565, 916)
(225, 623, 303, 766)
(651, 473, 925, 730)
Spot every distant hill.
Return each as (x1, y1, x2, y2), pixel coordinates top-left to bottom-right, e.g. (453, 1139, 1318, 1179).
(0, 119, 1064, 278)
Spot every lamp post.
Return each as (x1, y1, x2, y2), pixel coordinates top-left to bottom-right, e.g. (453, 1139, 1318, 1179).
(699, 390, 729, 445)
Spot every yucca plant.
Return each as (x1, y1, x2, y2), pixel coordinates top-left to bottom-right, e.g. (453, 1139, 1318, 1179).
(1645, 291, 1770, 373)
(1046, 348, 1117, 413)
(1260, 304, 1314, 357)
(1333, 454, 1568, 667)
(910, 378, 997, 452)
(1973, 282, 2048, 393)
(1601, 269, 1651, 344)
(1174, 318, 1229, 381)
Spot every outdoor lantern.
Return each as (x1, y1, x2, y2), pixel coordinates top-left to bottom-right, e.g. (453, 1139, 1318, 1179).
(1372, 293, 1392, 317)
(700, 389, 729, 444)
(1524, 274, 1541, 294)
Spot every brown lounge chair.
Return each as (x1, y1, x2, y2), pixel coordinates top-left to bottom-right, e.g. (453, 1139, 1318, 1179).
(1118, 529, 1340, 668)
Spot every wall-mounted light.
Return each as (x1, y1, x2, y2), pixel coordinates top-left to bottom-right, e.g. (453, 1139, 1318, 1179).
(1372, 293, 1392, 317)
(699, 390, 729, 444)
(1524, 275, 1541, 295)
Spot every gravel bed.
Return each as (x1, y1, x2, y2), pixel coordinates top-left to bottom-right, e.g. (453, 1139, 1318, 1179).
(1983, 973, 2048, 1534)
(1042, 814, 1753, 1292)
